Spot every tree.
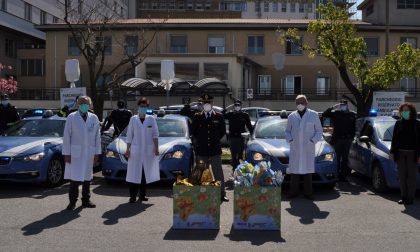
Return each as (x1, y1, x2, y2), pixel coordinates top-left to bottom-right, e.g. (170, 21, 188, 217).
(63, 0, 159, 120)
(0, 64, 17, 95)
(280, 3, 420, 116)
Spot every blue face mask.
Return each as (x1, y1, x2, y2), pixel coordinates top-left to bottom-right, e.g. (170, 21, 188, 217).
(79, 104, 89, 113)
(138, 107, 147, 115)
(401, 111, 410, 120)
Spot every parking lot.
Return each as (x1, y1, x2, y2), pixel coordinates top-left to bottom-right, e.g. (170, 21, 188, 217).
(0, 165, 419, 252)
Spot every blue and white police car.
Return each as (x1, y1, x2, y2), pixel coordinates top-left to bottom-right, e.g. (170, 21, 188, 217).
(348, 112, 420, 192)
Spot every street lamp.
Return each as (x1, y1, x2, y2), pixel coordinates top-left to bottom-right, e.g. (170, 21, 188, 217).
(161, 60, 175, 109)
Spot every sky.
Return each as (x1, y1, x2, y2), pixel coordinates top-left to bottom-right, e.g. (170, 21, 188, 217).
(353, 0, 364, 20)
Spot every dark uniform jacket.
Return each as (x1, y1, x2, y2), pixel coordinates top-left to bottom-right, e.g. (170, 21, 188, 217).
(102, 109, 132, 136)
(390, 119, 420, 161)
(191, 111, 226, 156)
(322, 108, 356, 142)
(224, 111, 253, 137)
(0, 104, 20, 133)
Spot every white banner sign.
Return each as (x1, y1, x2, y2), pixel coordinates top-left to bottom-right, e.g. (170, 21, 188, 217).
(372, 92, 405, 116)
(60, 87, 86, 109)
(247, 89, 253, 99)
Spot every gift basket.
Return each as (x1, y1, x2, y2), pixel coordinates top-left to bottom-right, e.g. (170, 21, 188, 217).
(172, 161, 221, 230)
(233, 161, 283, 230)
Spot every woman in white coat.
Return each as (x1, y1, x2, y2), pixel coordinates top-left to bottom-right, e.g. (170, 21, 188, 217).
(285, 95, 323, 200)
(125, 97, 160, 203)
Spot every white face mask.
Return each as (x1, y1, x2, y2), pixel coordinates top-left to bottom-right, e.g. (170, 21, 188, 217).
(340, 105, 348, 111)
(297, 104, 306, 112)
(203, 103, 212, 112)
(234, 106, 241, 112)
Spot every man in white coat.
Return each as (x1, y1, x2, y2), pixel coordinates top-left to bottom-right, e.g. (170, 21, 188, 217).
(285, 95, 323, 200)
(62, 96, 101, 210)
(125, 97, 160, 203)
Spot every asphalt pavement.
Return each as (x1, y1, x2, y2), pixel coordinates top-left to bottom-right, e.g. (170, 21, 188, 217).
(0, 165, 419, 252)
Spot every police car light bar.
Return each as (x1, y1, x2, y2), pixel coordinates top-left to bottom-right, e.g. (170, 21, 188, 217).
(369, 108, 378, 117)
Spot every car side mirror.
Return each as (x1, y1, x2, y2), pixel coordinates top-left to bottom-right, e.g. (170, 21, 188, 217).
(359, 136, 370, 143)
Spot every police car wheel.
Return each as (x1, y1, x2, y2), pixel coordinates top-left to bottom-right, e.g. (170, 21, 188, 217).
(46, 156, 64, 187)
(371, 163, 388, 193)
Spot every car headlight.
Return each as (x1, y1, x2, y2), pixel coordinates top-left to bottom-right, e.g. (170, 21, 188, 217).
(105, 150, 119, 159)
(163, 150, 184, 160)
(23, 152, 45, 162)
(316, 153, 334, 162)
(252, 152, 271, 161)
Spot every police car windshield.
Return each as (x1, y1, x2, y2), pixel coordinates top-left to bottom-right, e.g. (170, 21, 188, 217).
(4, 120, 65, 137)
(376, 121, 395, 141)
(254, 119, 287, 139)
(120, 119, 187, 138)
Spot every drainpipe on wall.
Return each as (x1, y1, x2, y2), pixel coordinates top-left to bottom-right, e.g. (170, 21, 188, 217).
(385, 0, 390, 55)
(54, 35, 57, 99)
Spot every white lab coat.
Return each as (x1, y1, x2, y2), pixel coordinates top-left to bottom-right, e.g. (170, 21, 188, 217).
(285, 109, 323, 174)
(62, 112, 101, 181)
(125, 115, 160, 184)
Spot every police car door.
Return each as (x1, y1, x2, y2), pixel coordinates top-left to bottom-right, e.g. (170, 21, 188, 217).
(354, 121, 374, 176)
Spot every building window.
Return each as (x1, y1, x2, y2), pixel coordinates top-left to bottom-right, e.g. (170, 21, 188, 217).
(124, 35, 138, 56)
(273, 2, 278, 12)
(299, 3, 304, 13)
(187, 1, 193, 10)
(1, 0, 7, 11)
(208, 36, 225, 54)
(258, 75, 271, 95)
(40, 11, 47, 24)
(290, 3, 296, 12)
(204, 63, 228, 80)
(401, 37, 417, 48)
(24, 3, 32, 22)
(21, 59, 45, 76)
(281, 2, 287, 12)
(145, 63, 160, 80)
(53, 16, 59, 23)
(263, 1, 269, 12)
(284, 76, 302, 95)
(175, 63, 199, 82)
(196, 3, 203, 9)
(397, 0, 420, 9)
(364, 37, 379, 56)
(205, 2, 211, 10)
(96, 36, 112, 55)
(170, 35, 187, 53)
(5, 39, 16, 58)
(248, 35, 264, 55)
(366, 4, 374, 16)
(317, 77, 329, 95)
(307, 3, 313, 13)
(400, 77, 417, 97)
(255, 1, 260, 12)
(68, 36, 81, 56)
(286, 37, 303, 55)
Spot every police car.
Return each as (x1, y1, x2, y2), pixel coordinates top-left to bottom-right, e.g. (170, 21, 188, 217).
(102, 115, 194, 182)
(245, 116, 338, 186)
(0, 113, 66, 186)
(347, 110, 420, 192)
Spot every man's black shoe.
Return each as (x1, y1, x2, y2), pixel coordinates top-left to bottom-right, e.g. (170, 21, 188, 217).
(404, 200, 414, 205)
(129, 198, 136, 203)
(304, 194, 314, 200)
(221, 196, 229, 202)
(66, 203, 76, 211)
(82, 201, 96, 208)
(140, 196, 149, 202)
(398, 199, 405, 205)
(287, 194, 298, 199)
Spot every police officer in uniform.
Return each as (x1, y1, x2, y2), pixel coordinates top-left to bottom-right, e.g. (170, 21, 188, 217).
(224, 100, 253, 170)
(101, 100, 133, 137)
(191, 94, 228, 202)
(322, 100, 356, 181)
(0, 94, 20, 133)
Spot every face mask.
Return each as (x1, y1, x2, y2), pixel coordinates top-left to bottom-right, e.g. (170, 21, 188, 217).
(340, 105, 348, 111)
(138, 107, 147, 116)
(234, 106, 241, 112)
(401, 111, 410, 120)
(79, 104, 89, 113)
(203, 103, 212, 112)
(1, 101, 9, 106)
(297, 104, 306, 112)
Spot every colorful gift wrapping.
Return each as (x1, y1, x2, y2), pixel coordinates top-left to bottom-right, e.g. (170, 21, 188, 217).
(172, 184, 221, 229)
(233, 161, 283, 230)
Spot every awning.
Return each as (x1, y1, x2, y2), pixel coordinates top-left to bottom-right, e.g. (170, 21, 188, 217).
(194, 78, 227, 89)
(120, 78, 158, 89)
